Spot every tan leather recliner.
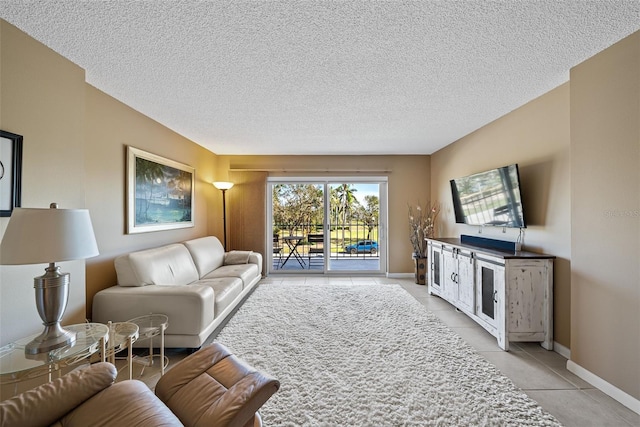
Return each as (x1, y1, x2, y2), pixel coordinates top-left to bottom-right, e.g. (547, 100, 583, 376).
(0, 343, 279, 427)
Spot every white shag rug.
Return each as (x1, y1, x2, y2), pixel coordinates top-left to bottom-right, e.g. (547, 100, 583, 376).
(215, 283, 562, 426)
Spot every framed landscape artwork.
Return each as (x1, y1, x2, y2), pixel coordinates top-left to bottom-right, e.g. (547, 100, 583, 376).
(0, 130, 23, 217)
(127, 146, 194, 234)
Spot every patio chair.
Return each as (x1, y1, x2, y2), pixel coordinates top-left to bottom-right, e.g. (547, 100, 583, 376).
(307, 233, 324, 269)
(273, 233, 283, 269)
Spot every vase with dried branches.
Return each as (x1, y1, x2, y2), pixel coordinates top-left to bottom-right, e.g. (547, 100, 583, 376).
(408, 201, 440, 284)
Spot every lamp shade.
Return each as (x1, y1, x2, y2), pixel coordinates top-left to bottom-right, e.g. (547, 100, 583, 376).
(213, 181, 234, 190)
(0, 206, 99, 265)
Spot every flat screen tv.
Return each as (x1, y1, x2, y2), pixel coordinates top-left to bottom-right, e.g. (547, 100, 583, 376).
(450, 164, 526, 228)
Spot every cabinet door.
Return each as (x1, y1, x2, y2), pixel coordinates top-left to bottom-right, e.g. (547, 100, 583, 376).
(475, 259, 505, 331)
(506, 260, 551, 336)
(428, 243, 444, 295)
(443, 247, 458, 303)
(456, 250, 475, 313)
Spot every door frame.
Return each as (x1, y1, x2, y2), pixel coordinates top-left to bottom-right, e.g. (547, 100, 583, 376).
(266, 176, 388, 275)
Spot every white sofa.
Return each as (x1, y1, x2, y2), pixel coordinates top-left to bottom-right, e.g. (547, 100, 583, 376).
(92, 236, 262, 349)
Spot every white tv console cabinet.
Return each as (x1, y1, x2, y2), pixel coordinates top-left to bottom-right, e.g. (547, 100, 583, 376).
(426, 237, 555, 351)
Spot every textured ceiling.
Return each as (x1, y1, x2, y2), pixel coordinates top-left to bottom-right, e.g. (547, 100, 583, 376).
(1, 1, 639, 155)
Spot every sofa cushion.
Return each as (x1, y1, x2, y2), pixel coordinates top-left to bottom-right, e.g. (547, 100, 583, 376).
(115, 244, 199, 287)
(201, 263, 260, 288)
(196, 277, 243, 317)
(183, 236, 225, 278)
(224, 250, 253, 265)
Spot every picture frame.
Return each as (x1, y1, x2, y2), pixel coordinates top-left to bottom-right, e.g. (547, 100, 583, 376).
(127, 146, 194, 234)
(0, 130, 23, 217)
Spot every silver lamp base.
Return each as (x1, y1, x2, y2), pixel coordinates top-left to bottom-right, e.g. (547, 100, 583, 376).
(25, 263, 77, 355)
(25, 324, 76, 354)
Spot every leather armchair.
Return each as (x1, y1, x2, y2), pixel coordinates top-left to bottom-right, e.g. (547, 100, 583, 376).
(156, 343, 280, 427)
(0, 343, 279, 427)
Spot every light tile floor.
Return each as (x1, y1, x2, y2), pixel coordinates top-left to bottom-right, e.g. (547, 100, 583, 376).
(131, 275, 639, 427)
(396, 277, 639, 427)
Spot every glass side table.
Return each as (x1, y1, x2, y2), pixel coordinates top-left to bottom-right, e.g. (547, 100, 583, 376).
(0, 323, 109, 386)
(128, 314, 169, 376)
(104, 321, 139, 380)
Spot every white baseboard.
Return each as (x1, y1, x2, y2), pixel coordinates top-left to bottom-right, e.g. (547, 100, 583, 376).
(567, 360, 640, 415)
(553, 341, 570, 359)
(387, 272, 414, 279)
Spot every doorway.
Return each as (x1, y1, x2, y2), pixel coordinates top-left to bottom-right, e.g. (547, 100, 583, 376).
(267, 177, 387, 275)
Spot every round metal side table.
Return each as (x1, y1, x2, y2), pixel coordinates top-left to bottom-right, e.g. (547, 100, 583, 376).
(127, 314, 169, 376)
(103, 321, 139, 380)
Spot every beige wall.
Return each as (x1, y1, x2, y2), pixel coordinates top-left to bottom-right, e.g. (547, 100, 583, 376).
(218, 155, 431, 274)
(0, 21, 89, 344)
(0, 20, 223, 342)
(83, 85, 220, 317)
(570, 31, 639, 400)
(430, 83, 572, 348)
(430, 30, 640, 403)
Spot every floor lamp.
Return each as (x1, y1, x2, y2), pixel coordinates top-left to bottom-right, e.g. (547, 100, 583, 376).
(0, 203, 99, 354)
(213, 181, 234, 249)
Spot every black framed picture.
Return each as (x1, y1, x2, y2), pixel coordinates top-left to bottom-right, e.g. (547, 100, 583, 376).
(0, 130, 23, 217)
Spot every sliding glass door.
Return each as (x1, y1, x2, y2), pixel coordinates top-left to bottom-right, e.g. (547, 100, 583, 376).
(271, 183, 325, 271)
(267, 177, 387, 275)
(326, 182, 382, 272)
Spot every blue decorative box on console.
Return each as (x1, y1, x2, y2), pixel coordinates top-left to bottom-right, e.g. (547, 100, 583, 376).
(460, 234, 521, 252)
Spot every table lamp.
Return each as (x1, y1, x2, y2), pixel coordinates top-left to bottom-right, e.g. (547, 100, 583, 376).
(0, 203, 99, 354)
(213, 181, 234, 249)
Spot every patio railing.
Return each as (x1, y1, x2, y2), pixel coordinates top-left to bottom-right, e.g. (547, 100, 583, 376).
(273, 221, 379, 259)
